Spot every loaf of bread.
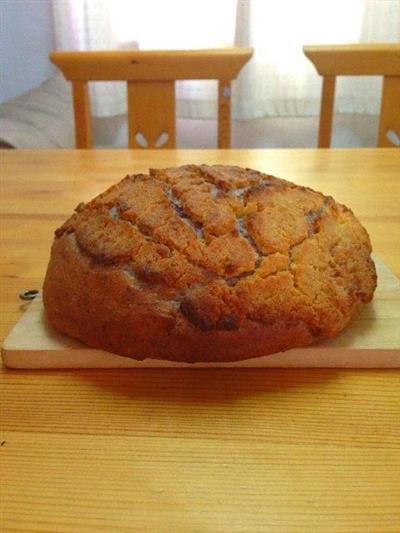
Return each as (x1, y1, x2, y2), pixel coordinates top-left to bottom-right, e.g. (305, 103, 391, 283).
(43, 165, 376, 362)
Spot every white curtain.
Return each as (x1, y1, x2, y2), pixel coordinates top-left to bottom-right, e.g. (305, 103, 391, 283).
(52, 0, 400, 119)
(234, 0, 400, 118)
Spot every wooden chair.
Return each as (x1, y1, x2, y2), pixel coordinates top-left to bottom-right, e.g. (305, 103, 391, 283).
(50, 48, 253, 149)
(303, 44, 400, 148)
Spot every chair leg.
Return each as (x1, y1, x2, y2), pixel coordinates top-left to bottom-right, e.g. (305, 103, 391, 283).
(72, 81, 93, 149)
(318, 76, 336, 148)
(378, 76, 400, 148)
(218, 80, 231, 149)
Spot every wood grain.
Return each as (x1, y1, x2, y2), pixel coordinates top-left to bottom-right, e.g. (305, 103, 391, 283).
(1, 149, 399, 532)
(1, 428, 399, 532)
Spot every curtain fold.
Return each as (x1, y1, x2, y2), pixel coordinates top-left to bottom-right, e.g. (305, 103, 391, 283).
(233, 0, 400, 119)
(52, 0, 400, 119)
(53, 0, 127, 116)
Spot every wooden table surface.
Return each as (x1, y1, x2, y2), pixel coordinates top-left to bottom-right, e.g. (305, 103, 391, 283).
(1, 149, 399, 532)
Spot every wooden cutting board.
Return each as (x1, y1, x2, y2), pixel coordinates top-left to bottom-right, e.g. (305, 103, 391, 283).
(2, 257, 399, 369)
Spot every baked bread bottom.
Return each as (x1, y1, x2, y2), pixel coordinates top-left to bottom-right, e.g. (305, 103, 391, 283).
(43, 165, 376, 362)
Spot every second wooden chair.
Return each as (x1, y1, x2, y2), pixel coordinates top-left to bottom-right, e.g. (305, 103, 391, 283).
(304, 43, 400, 148)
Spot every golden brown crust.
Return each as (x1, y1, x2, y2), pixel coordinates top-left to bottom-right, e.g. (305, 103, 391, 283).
(43, 165, 377, 362)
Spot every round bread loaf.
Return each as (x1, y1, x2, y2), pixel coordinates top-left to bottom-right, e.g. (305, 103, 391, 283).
(43, 165, 376, 362)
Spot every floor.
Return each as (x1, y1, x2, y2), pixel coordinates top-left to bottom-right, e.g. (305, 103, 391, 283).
(94, 114, 380, 149)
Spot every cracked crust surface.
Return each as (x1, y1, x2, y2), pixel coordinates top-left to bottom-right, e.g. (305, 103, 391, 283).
(43, 165, 377, 362)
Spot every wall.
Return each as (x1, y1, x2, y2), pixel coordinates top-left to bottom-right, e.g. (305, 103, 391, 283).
(0, 0, 56, 103)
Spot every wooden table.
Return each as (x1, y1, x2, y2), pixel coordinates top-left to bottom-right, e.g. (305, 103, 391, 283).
(1, 149, 399, 532)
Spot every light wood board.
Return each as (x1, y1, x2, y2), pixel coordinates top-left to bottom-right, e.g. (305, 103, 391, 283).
(2, 257, 399, 369)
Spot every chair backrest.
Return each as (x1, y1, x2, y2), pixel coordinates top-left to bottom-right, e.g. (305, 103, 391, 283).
(50, 48, 253, 149)
(303, 44, 400, 148)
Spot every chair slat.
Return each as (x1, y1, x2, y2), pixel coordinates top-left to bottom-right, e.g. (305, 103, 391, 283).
(50, 49, 253, 81)
(303, 44, 400, 76)
(127, 81, 176, 149)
